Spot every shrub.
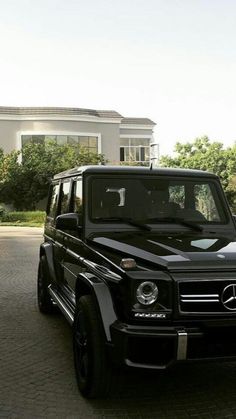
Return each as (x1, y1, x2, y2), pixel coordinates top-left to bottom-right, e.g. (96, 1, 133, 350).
(2, 211, 46, 224)
(0, 206, 7, 220)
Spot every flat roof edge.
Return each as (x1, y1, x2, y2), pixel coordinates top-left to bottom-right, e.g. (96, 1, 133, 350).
(53, 165, 218, 180)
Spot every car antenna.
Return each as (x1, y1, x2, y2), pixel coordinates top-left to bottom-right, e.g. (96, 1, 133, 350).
(150, 162, 153, 170)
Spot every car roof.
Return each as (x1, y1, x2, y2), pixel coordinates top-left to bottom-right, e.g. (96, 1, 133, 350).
(53, 165, 218, 180)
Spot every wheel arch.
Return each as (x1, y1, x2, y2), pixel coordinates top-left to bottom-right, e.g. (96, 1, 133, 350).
(75, 273, 117, 342)
(39, 242, 57, 283)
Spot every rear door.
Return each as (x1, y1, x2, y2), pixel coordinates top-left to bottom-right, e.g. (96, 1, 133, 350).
(62, 177, 89, 295)
(54, 178, 72, 287)
(44, 181, 60, 242)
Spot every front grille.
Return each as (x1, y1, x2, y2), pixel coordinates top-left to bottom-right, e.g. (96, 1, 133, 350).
(179, 280, 236, 313)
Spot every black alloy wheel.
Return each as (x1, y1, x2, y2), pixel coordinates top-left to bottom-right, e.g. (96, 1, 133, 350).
(37, 255, 55, 314)
(73, 295, 112, 398)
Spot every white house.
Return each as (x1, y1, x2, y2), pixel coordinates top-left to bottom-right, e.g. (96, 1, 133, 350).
(0, 106, 157, 165)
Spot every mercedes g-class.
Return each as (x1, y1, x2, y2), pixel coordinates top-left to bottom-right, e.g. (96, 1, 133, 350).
(37, 165, 236, 398)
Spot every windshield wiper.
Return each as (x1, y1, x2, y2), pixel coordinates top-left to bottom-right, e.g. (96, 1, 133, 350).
(94, 217, 152, 231)
(147, 216, 203, 232)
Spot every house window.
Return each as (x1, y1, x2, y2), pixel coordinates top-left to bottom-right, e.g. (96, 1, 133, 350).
(21, 135, 98, 153)
(120, 138, 150, 164)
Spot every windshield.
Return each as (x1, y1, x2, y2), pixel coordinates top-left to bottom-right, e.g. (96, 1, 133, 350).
(89, 176, 228, 225)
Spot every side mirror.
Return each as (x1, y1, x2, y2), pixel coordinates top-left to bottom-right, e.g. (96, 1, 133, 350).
(56, 213, 79, 231)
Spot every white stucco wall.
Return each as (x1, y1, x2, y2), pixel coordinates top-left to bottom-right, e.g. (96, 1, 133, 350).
(0, 119, 121, 163)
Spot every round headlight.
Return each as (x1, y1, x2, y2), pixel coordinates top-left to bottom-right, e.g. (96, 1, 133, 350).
(136, 281, 158, 305)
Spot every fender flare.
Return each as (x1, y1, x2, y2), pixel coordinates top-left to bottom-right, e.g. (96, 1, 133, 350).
(40, 242, 57, 283)
(76, 273, 117, 342)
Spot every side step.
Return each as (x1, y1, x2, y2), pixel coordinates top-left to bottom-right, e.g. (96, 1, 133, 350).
(48, 286, 74, 325)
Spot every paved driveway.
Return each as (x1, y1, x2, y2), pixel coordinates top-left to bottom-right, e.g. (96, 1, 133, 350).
(1, 227, 236, 418)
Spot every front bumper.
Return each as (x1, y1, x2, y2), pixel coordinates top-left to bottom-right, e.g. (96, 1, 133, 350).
(109, 322, 236, 369)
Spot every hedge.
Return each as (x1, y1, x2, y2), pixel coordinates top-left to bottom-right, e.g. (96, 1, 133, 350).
(1, 211, 46, 224)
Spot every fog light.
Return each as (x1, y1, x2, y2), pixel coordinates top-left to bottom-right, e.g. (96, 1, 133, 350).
(136, 281, 158, 305)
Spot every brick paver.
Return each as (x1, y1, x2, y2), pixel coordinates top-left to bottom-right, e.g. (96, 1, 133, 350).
(1, 227, 236, 418)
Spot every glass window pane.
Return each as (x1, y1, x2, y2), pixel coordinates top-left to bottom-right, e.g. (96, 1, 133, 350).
(120, 147, 125, 161)
(88, 137, 97, 148)
(169, 185, 185, 208)
(194, 184, 220, 221)
(22, 135, 32, 146)
(144, 147, 150, 161)
(57, 135, 67, 145)
(68, 136, 78, 145)
(32, 135, 45, 144)
(129, 148, 136, 161)
(89, 147, 97, 154)
(135, 147, 140, 161)
(140, 147, 145, 161)
(124, 148, 131, 161)
(74, 180, 83, 217)
(45, 135, 56, 145)
(78, 136, 89, 146)
(48, 184, 60, 218)
(90, 177, 227, 224)
(130, 138, 150, 146)
(60, 182, 71, 215)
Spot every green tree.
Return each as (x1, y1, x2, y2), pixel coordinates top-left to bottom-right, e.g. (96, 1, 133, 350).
(160, 136, 236, 211)
(0, 142, 105, 210)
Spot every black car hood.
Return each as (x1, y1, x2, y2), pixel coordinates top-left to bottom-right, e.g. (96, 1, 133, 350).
(90, 231, 236, 271)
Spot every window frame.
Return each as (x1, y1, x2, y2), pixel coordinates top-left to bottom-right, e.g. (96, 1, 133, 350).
(20, 131, 102, 153)
(120, 136, 151, 163)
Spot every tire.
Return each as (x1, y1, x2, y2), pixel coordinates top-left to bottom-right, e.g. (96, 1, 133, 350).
(37, 255, 55, 314)
(73, 295, 112, 398)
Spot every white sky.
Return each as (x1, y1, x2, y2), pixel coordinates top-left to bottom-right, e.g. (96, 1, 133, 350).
(1, 0, 236, 156)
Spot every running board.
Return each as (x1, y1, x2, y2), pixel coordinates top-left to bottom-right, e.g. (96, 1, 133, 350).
(48, 286, 74, 325)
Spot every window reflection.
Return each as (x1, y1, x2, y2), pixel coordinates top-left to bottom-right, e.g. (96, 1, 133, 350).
(120, 138, 150, 164)
(21, 134, 98, 153)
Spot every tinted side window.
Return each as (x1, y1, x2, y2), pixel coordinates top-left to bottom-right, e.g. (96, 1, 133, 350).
(73, 179, 83, 217)
(194, 184, 220, 221)
(48, 184, 60, 218)
(60, 181, 71, 215)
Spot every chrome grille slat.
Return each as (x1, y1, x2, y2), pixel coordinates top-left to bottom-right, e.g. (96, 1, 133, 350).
(180, 293, 220, 303)
(179, 279, 236, 314)
(181, 299, 219, 303)
(181, 294, 219, 298)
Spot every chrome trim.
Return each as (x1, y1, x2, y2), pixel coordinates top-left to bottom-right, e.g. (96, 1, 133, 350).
(180, 293, 220, 303)
(179, 278, 236, 315)
(55, 241, 64, 249)
(62, 231, 125, 274)
(177, 330, 187, 360)
(83, 259, 122, 282)
(64, 249, 121, 282)
(44, 234, 54, 242)
(134, 312, 167, 319)
(48, 287, 74, 325)
(66, 248, 83, 262)
(181, 299, 219, 303)
(181, 294, 219, 298)
(178, 278, 236, 283)
(221, 284, 236, 311)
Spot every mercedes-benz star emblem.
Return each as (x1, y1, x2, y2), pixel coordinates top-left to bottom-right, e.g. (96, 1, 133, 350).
(221, 284, 236, 311)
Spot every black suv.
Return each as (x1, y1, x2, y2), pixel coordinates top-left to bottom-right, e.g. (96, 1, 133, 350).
(38, 165, 236, 398)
